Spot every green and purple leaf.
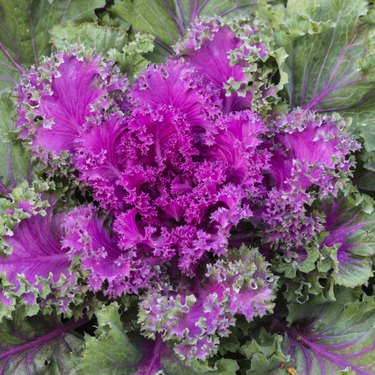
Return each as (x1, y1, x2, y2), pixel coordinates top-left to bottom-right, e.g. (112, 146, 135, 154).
(0, 310, 85, 375)
(275, 290, 375, 375)
(322, 193, 375, 287)
(109, 0, 259, 52)
(278, 0, 375, 112)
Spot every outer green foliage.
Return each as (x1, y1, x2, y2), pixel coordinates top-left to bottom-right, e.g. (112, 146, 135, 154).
(282, 290, 375, 375)
(111, 0, 180, 46)
(237, 290, 375, 375)
(240, 329, 291, 375)
(50, 23, 154, 79)
(0, 309, 84, 375)
(328, 194, 375, 287)
(0, 93, 30, 189)
(50, 23, 129, 55)
(79, 303, 142, 375)
(273, 0, 374, 110)
(0, 0, 105, 92)
(110, 0, 259, 49)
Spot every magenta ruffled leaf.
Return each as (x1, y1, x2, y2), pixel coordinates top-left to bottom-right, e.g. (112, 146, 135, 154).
(1, 209, 69, 288)
(138, 247, 276, 361)
(111, 103, 265, 274)
(0, 198, 86, 317)
(73, 114, 126, 211)
(16, 51, 128, 161)
(130, 59, 222, 130)
(75, 57, 268, 274)
(177, 19, 271, 112)
(62, 205, 156, 297)
(268, 108, 359, 194)
(261, 108, 359, 249)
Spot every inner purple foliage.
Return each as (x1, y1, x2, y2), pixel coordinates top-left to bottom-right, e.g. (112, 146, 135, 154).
(0, 203, 80, 310)
(13, 21, 358, 298)
(179, 19, 269, 112)
(62, 205, 156, 297)
(139, 249, 275, 361)
(73, 35, 270, 277)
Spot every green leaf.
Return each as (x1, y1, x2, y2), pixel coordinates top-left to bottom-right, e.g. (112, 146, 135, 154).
(281, 289, 375, 374)
(111, 0, 180, 47)
(275, 0, 375, 111)
(79, 303, 141, 375)
(0, 309, 84, 375)
(50, 22, 154, 80)
(0, 93, 30, 189)
(110, 0, 259, 49)
(0, 0, 105, 92)
(108, 33, 155, 80)
(50, 22, 129, 55)
(162, 357, 240, 375)
(341, 97, 375, 171)
(240, 329, 291, 375)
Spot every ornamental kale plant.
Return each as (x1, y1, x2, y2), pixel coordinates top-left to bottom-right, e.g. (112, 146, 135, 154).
(0, 1, 374, 374)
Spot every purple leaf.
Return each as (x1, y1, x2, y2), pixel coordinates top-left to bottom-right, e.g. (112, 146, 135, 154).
(1, 206, 72, 290)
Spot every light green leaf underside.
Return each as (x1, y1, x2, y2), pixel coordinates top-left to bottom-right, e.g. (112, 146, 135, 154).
(78, 303, 141, 375)
(274, 0, 375, 111)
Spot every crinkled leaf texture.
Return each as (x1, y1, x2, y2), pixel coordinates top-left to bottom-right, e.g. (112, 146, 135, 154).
(277, 290, 375, 375)
(0, 309, 85, 375)
(239, 329, 292, 375)
(0, 0, 105, 92)
(138, 247, 276, 362)
(79, 302, 241, 375)
(0, 201, 82, 318)
(16, 51, 128, 161)
(1, 207, 70, 288)
(0, 181, 49, 257)
(50, 23, 155, 81)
